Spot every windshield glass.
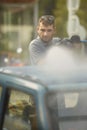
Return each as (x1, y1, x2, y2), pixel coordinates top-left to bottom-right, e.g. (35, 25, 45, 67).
(46, 89, 87, 130)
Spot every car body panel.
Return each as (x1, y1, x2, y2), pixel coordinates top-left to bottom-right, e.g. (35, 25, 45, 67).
(0, 66, 87, 130)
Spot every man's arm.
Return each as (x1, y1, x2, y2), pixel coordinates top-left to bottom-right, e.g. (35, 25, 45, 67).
(29, 41, 46, 65)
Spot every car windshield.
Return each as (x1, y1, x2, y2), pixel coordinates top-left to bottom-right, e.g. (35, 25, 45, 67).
(46, 88, 87, 130)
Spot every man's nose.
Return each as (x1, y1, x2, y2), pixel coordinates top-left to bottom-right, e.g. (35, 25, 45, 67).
(44, 31, 48, 36)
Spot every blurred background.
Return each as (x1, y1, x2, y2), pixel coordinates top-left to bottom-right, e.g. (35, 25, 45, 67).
(0, 0, 87, 67)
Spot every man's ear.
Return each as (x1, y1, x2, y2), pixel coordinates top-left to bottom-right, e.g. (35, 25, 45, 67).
(37, 25, 39, 30)
(37, 26, 39, 33)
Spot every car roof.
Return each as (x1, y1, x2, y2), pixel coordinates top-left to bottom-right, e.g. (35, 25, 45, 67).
(0, 66, 48, 92)
(0, 66, 87, 86)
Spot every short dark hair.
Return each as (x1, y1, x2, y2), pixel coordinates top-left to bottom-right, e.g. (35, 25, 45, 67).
(70, 35, 81, 43)
(38, 15, 55, 26)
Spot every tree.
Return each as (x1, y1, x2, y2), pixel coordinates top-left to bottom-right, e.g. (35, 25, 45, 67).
(53, 0, 68, 38)
(77, 0, 87, 31)
(39, 0, 56, 15)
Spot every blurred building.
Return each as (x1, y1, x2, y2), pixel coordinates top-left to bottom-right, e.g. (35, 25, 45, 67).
(0, 0, 38, 66)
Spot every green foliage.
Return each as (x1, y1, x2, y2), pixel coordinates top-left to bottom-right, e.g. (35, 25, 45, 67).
(77, 0, 87, 29)
(38, 0, 56, 16)
(53, 0, 68, 38)
(0, 33, 9, 51)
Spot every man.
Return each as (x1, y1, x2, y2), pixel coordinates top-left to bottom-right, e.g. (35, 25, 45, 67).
(70, 35, 85, 61)
(70, 35, 84, 54)
(29, 15, 61, 65)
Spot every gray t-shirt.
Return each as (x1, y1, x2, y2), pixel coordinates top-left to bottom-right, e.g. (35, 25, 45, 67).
(29, 36, 61, 65)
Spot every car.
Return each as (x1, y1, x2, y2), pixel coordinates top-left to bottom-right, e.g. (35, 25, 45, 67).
(0, 65, 87, 130)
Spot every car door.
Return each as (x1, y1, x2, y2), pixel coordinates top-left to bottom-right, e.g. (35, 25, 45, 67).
(0, 84, 38, 130)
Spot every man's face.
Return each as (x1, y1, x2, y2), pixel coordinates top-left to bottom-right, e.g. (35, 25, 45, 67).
(37, 22, 55, 43)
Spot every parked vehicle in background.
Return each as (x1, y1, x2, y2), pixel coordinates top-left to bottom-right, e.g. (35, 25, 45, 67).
(0, 66, 87, 130)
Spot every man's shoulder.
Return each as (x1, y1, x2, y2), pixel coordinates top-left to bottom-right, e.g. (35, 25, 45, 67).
(30, 37, 41, 46)
(30, 38, 39, 44)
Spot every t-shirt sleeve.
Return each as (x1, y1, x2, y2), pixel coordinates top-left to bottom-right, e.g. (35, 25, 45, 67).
(29, 41, 45, 65)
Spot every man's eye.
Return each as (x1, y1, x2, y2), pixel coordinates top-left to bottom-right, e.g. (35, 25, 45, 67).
(41, 29, 45, 32)
(47, 29, 52, 32)
(40, 29, 52, 32)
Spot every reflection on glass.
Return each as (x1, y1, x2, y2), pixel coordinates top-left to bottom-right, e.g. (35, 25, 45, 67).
(47, 90, 87, 130)
(0, 86, 2, 99)
(64, 93, 79, 108)
(3, 89, 38, 130)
